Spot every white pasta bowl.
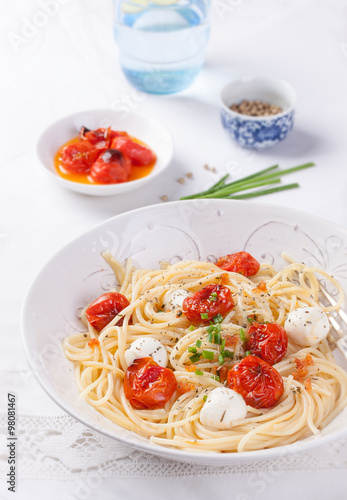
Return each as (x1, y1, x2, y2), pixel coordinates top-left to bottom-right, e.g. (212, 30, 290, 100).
(21, 199, 347, 464)
(36, 109, 173, 196)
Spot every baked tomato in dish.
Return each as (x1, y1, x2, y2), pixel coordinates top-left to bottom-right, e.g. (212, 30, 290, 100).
(111, 136, 155, 166)
(124, 357, 177, 409)
(61, 142, 100, 174)
(216, 251, 260, 277)
(182, 284, 234, 323)
(246, 322, 288, 365)
(79, 126, 130, 150)
(85, 292, 130, 332)
(90, 149, 132, 184)
(227, 355, 284, 408)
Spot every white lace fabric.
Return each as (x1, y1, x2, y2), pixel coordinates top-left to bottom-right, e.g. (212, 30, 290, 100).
(1, 413, 347, 479)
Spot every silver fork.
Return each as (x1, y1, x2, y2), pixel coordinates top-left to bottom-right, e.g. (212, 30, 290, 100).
(319, 285, 347, 360)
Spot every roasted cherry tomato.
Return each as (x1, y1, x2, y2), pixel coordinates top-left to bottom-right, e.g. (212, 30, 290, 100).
(61, 142, 100, 173)
(79, 126, 129, 149)
(111, 136, 155, 166)
(227, 355, 284, 408)
(123, 357, 177, 409)
(182, 284, 234, 323)
(86, 292, 130, 332)
(246, 322, 288, 365)
(90, 149, 132, 184)
(216, 251, 260, 277)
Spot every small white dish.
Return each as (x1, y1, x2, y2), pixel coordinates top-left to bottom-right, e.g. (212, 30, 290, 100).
(220, 77, 296, 149)
(36, 109, 174, 196)
(21, 199, 347, 465)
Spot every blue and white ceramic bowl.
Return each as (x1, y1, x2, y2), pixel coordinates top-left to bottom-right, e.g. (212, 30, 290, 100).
(220, 77, 296, 149)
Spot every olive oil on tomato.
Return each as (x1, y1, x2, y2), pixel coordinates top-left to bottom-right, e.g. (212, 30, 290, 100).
(54, 136, 156, 185)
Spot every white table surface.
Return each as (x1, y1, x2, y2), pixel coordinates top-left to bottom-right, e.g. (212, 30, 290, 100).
(1, 0, 347, 498)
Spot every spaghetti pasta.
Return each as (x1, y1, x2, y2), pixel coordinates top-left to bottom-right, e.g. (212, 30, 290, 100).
(63, 251, 347, 453)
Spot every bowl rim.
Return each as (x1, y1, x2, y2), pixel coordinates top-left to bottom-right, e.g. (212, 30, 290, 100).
(21, 198, 347, 464)
(36, 108, 174, 194)
(220, 76, 297, 122)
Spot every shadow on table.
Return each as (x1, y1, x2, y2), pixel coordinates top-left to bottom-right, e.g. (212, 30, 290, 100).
(256, 128, 330, 160)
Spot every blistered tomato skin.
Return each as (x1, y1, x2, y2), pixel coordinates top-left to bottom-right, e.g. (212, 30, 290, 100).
(227, 355, 284, 409)
(79, 127, 130, 150)
(90, 149, 132, 184)
(111, 136, 155, 166)
(182, 284, 234, 323)
(123, 357, 177, 409)
(216, 252, 260, 277)
(79, 127, 108, 149)
(246, 322, 288, 365)
(61, 142, 100, 173)
(86, 292, 130, 332)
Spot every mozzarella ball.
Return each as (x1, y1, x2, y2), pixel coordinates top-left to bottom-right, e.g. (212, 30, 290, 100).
(124, 337, 168, 367)
(163, 289, 191, 311)
(284, 306, 330, 347)
(199, 387, 247, 430)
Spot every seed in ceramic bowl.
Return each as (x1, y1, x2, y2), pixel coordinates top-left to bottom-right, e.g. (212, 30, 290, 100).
(230, 100, 283, 117)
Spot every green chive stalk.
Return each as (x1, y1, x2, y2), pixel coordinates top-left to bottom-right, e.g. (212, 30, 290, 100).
(180, 162, 315, 201)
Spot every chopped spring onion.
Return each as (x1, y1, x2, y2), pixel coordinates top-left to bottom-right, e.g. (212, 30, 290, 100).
(202, 350, 214, 360)
(222, 349, 234, 359)
(213, 313, 223, 324)
(239, 328, 246, 342)
(189, 353, 202, 363)
(214, 332, 222, 345)
(207, 331, 214, 343)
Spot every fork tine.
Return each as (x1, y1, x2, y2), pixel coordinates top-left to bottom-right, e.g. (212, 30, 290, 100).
(319, 283, 347, 360)
(326, 315, 345, 339)
(337, 337, 347, 358)
(320, 285, 347, 324)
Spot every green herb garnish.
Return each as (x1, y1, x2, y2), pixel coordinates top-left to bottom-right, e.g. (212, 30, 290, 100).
(209, 292, 218, 301)
(202, 350, 214, 360)
(203, 395, 208, 402)
(188, 346, 197, 353)
(188, 325, 195, 331)
(214, 324, 222, 333)
(195, 339, 202, 348)
(195, 369, 203, 376)
(201, 312, 209, 320)
(245, 350, 251, 356)
(239, 328, 246, 342)
(222, 349, 234, 359)
(213, 313, 223, 324)
(189, 353, 202, 363)
(214, 332, 222, 345)
(180, 163, 315, 201)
